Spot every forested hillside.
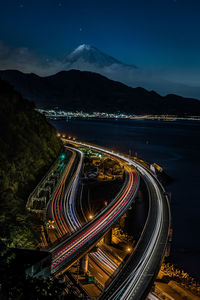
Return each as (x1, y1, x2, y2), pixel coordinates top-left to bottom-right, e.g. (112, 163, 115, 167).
(0, 78, 62, 248)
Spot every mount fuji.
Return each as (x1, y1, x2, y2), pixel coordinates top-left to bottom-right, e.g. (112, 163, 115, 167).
(62, 44, 137, 69)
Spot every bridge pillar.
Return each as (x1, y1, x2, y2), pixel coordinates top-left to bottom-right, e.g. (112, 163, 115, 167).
(80, 254, 88, 274)
(104, 229, 112, 245)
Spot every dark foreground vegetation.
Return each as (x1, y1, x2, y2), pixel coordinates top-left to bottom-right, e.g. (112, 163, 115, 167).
(0, 78, 62, 248)
(0, 241, 74, 300)
(0, 241, 78, 300)
(0, 78, 78, 300)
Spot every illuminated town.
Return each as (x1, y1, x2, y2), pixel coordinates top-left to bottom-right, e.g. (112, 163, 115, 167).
(37, 108, 200, 122)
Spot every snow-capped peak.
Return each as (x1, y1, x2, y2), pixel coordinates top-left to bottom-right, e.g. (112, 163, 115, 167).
(62, 44, 127, 68)
(74, 44, 92, 52)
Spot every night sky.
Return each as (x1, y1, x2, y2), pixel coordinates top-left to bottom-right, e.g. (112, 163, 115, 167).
(0, 0, 200, 86)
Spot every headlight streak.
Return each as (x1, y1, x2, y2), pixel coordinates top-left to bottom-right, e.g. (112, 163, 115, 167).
(51, 172, 138, 270)
(49, 142, 140, 275)
(49, 149, 76, 235)
(110, 172, 163, 299)
(63, 147, 84, 232)
(61, 140, 170, 300)
(54, 145, 123, 284)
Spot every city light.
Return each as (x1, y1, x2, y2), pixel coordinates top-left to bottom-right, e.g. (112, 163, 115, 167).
(36, 108, 200, 122)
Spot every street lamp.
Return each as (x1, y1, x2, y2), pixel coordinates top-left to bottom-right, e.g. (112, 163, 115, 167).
(127, 246, 132, 253)
(89, 214, 94, 220)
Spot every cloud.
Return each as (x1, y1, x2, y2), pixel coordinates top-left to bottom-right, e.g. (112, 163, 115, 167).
(64, 59, 200, 99)
(0, 41, 63, 76)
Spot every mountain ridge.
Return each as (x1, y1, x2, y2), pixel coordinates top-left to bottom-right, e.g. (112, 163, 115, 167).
(0, 69, 200, 116)
(1, 43, 200, 98)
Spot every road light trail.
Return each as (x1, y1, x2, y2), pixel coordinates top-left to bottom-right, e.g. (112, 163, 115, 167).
(53, 145, 122, 288)
(99, 168, 170, 300)
(62, 140, 170, 300)
(63, 147, 84, 232)
(46, 148, 82, 237)
(50, 158, 139, 275)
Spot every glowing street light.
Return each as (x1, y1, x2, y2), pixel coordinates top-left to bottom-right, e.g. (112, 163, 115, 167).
(89, 214, 94, 220)
(127, 246, 132, 253)
(57, 133, 61, 137)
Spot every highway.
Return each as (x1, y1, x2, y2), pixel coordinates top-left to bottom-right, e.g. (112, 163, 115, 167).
(46, 147, 83, 237)
(62, 140, 171, 300)
(44, 143, 124, 284)
(62, 147, 84, 232)
(88, 245, 121, 290)
(47, 146, 124, 291)
(49, 155, 139, 275)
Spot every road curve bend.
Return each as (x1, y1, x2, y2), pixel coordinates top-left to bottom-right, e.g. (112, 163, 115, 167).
(63, 140, 171, 300)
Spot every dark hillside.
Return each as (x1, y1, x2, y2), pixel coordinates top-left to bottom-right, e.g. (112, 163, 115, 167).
(1, 69, 200, 115)
(0, 79, 62, 248)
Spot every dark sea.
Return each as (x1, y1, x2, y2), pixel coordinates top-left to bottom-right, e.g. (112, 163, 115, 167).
(51, 118, 200, 279)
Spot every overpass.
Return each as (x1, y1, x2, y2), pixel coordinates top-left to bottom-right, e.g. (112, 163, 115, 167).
(37, 139, 170, 299)
(49, 164, 139, 274)
(62, 140, 171, 300)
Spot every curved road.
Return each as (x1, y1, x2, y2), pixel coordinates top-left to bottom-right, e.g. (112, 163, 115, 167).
(62, 140, 171, 300)
(46, 147, 83, 237)
(49, 159, 139, 275)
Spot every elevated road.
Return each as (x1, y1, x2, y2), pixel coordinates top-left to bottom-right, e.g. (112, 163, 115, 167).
(49, 151, 139, 275)
(48, 146, 123, 291)
(100, 165, 170, 299)
(62, 140, 171, 300)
